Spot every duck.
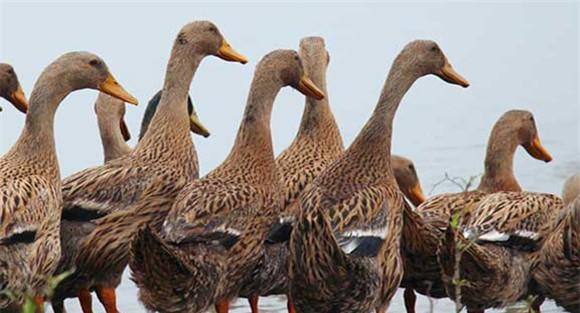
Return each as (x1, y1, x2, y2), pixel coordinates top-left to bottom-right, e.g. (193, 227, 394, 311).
(438, 189, 564, 312)
(392, 155, 426, 207)
(400, 110, 554, 313)
(289, 40, 469, 313)
(238, 36, 344, 313)
(0, 52, 137, 313)
(51, 91, 206, 313)
(530, 174, 579, 313)
(57, 21, 246, 313)
(130, 49, 325, 313)
(0, 63, 28, 113)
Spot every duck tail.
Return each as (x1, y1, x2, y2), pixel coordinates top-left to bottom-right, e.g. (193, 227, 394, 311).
(130, 226, 204, 313)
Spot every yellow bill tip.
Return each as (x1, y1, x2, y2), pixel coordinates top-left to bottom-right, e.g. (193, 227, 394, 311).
(217, 40, 248, 64)
(98, 74, 139, 105)
(524, 136, 553, 163)
(297, 76, 325, 100)
(9, 84, 29, 113)
(190, 114, 210, 138)
(438, 62, 470, 88)
(408, 184, 427, 206)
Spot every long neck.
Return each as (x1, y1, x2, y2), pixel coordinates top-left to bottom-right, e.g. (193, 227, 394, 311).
(97, 114, 131, 163)
(349, 60, 419, 178)
(7, 73, 69, 182)
(352, 60, 420, 263)
(295, 67, 339, 141)
(478, 127, 521, 192)
(135, 45, 202, 154)
(226, 73, 281, 169)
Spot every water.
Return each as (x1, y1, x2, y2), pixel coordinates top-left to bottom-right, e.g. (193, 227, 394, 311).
(2, 2, 577, 313)
(50, 271, 565, 313)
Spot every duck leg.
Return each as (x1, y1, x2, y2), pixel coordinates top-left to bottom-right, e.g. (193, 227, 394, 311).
(215, 300, 229, 313)
(248, 295, 259, 313)
(78, 288, 93, 313)
(96, 287, 119, 313)
(287, 294, 296, 313)
(33, 295, 45, 313)
(403, 288, 416, 313)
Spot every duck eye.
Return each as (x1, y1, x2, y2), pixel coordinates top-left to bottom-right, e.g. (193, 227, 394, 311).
(7, 69, 14, 75)
(89, 59, 100, 67)
(294, 55, 300, 62)
(430, 45, 439, 53)
(208, 26, 217, 33)
(529, 116, 535, 122)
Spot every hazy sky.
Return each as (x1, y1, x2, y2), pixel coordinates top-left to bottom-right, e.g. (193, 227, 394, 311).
(0, 1, 578, 195)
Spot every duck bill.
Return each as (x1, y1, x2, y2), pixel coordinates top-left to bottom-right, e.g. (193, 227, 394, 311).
(189, 113, 210, 138)
(217, 40, 248, 64)
(120, 118, 131, 141)
(436, 61, 470, 88)
(523, 136, 553, 162)
(98, 74, 139, 105)
(297, 76, 325, 100)
(407, 184, 427, 206)
(9, 84, 29, 113)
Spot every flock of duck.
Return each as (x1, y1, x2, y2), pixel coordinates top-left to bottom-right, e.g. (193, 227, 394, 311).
(0, 20, 578, 313)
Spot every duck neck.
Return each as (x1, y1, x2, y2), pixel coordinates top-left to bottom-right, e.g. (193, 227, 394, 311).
(135, 45, 202, 155)
(9, 73, 69, 182)
(97, 114, 131, 163)
(353, 60, 420, 261)
(227, 73, 282, 177)
(478, 126, 521, 192)
(350, 61, 419, 179)
(295, 72, 340, 144)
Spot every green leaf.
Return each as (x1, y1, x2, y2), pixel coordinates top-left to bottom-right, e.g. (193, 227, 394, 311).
(21, 296, 36, 313)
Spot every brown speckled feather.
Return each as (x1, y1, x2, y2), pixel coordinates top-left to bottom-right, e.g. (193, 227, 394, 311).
(463, 192, 563, 247)
(131, 49, 314, 313)
(438, 191, 564, 311)
(290, 40, 470, 313)
(531, 195, 580, 313)
(238, 37, 344, 305)
(401, 110, 553, 311)
(51, 93, 162, 311)
(62, 21, 244, 303)
(0, 51, 132, 310)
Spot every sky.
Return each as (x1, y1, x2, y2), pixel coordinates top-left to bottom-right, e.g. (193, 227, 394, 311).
(0, 0, 578, 195)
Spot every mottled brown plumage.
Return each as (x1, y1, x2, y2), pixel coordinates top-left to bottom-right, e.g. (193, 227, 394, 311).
(400, 110, 554, 313)
(57, 21, 245, 313)
(130, 49, 324, 313)
(52, 91, 204, 313)
(0, 63, 28, 113)
(0, 52, 136, 312)
(438, 191, 563, 312)
(531, 175, 580, 313)
(51, 93, 131, 313)
(238, 37, 344, 313)
(289, 40, 469, 313)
